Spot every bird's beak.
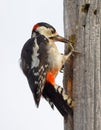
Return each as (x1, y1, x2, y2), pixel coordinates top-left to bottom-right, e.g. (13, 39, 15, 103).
(49, 35, 69, 43)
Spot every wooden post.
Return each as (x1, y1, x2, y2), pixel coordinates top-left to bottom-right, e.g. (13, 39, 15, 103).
(63, 0, 101, 130)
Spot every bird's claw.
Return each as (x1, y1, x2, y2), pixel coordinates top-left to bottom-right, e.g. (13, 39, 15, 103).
(60, 65, 64, 73)
(69, 43, 80, 56)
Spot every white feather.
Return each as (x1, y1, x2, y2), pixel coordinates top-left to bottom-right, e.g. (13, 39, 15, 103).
(31, 38, 40, 68)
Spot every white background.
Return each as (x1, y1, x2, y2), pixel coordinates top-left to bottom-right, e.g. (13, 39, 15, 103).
(0, 0, 65, 130)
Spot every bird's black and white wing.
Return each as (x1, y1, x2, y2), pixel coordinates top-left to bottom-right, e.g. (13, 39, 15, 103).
(20, 35, 49, 107)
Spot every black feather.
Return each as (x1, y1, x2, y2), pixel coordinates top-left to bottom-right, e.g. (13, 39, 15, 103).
(20, 35, 49, 107)
(42, 82, 73, 117)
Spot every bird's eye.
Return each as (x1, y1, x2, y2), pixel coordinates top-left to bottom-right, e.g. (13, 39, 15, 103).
(51, 29, 55, 34)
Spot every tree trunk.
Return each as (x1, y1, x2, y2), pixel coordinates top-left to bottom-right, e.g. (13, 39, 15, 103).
(63, 0, 101, 130)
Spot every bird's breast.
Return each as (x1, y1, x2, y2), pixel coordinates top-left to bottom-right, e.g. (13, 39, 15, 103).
(47, 46, 63, 71)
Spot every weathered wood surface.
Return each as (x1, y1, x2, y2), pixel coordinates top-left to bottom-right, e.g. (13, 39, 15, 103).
(63, 0, 101, 130)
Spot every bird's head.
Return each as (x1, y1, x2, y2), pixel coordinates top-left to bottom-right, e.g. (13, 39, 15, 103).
(31, 22, 68, 43)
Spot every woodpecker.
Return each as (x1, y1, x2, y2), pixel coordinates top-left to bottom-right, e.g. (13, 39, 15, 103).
(20, 22, 74, 116)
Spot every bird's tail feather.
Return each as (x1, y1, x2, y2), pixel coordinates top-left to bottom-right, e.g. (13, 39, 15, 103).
(42, 82, 73, 117)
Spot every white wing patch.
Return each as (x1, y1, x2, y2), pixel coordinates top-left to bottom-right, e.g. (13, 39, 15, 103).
(31, 38, 40, 68)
